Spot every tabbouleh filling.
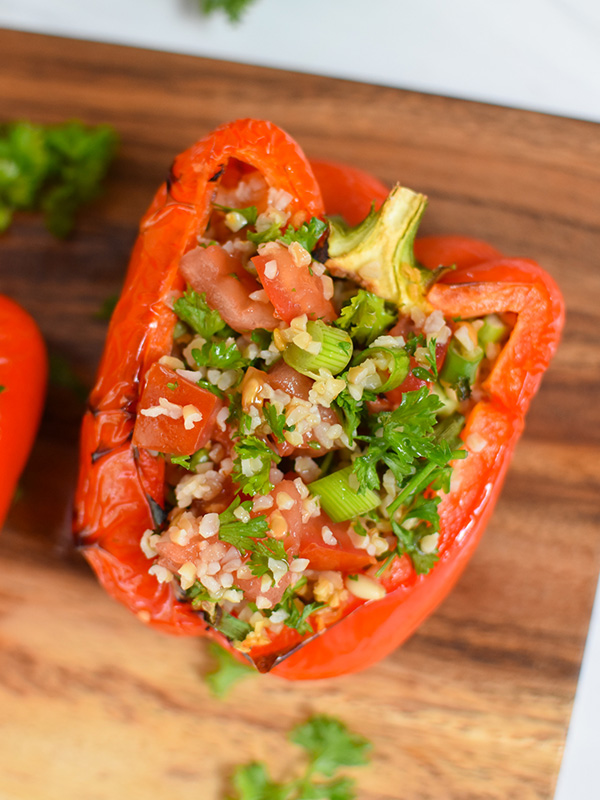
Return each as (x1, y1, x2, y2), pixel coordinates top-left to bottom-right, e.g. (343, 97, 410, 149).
(135, 164, 510, 654)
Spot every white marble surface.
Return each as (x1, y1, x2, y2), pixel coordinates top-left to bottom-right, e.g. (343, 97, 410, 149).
(1, 1, 599, 797)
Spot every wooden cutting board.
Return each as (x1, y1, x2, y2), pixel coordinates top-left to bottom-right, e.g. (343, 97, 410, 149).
(1, 29, 599, 800)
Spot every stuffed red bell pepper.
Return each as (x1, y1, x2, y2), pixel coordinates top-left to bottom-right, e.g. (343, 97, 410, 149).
(74, 119, 564, 679)
(0, 296, 47, 528)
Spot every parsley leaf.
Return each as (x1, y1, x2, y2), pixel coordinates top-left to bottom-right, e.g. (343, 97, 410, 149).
(204, 642, 255, 698)
(247, 538, 288, 580)
(213, 202, 258, 226)
(250, 328, 273, 350)
(279, 217, 327, 252)
(200, 0, 258, 23)
(173, 288, 233, 339)
(247, 220, 282, 245)
(0, 120, 117, 237)
(263, 402, 293, 443)
(271, 580, 324, 635)
(228, 715, 371, 800)
(229, 762, 288, 800)
(232, 436, 281, 496)
(291, 715, 371, 777)
(411, 337, 439, 382)
(218, 497, 269, 551)
(335, 290, 397, 346)
(192, 339, 248, 370)
(169, 448, 209, 471)
(353, 386, 447, 493)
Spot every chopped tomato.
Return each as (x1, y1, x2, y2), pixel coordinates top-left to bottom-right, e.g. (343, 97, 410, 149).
(271, 479, 375, 573)
(179, 244, 278, 332)
(252, 242, 336, 323)
(132, 363, 221, 455)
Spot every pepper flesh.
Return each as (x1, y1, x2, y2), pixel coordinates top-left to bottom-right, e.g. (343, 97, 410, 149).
(74, 121, 564, 678)
(0, 296, 47, 528)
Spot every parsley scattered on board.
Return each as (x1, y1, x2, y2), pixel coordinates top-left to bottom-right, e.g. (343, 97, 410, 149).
(205, 642, 255, 698)
(228, 715, 371, 800)
(200, 0, 258, 23)
(0, 120, 117, 237)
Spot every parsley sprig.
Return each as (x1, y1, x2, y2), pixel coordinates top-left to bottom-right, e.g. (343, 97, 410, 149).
(229, 715, 371, 800)
(269, 578, 324, 635)
(335, 289, 397, 346)
(218, 498, 269, 550)
(173, 288, 234, 339)
(232, 436, 281, 496)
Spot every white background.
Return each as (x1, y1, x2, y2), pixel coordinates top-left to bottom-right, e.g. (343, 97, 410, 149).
(1, 1, 599, 797)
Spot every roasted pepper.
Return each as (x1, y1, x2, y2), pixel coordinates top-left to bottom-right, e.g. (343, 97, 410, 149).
(0, 295, 47, 528)
(74, 120, 564, 679)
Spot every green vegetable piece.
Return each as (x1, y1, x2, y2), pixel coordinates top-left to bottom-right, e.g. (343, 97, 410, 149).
(0, 119, 117, 237)
(173, 288, 232, 339)
(335, 289, 397, 345)
(439, 336, 484, 392)
(205, 642, 255, 698)
(326, 185, 432, 312)
(282, 320, 353, 378)
(213, 202, 258, 228)
(309, 466, 380, 523)
(353, 345, 410, 392)
(278, 216, 327, 252)
(290, 715, 371, 777)
(169, 447, 210, 471)
(478, 313, 507, 349)
(200, 0, 258, 23)
(215, 613, 253, 642)
(232, 436, 281, 497)
(218, 497, 269, 551)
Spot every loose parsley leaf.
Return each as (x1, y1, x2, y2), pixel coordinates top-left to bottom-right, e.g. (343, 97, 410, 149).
(218, 497, 269, 551)
(229, 762, 288, 800)
(173, 288, 233, 339)
(0, 120, 117, 237)
(335, 289, 397, 346)
(232, 436, 281, 496)
(204, 642, 255, 698)
(291, 715, 371, 777)
(199, 0, 258, 23)
(228, 715, 371, 800)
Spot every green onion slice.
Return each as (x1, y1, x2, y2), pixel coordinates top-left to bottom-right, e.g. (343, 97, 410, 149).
(478, 313, 507, 349)
(282, 321, 353, 378)
(353, 346, 410, 392)
(309, 465, 380, 523)
(439, 337, 484, 388)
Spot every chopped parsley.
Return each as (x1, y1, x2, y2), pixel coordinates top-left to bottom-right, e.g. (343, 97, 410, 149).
(192, 339, 248, 370)
(173, 288, 233, 339)
(247, 538, 288, 580)
(411, 337, 439, 382)
(270, 579, 324, 635)
(213, 202, 258, 226)
(232, 436, 281, 496)
(335, 289, 397, 345)
(218, 498, 269, 551)
(263, 402, 293, 443)
(278, 216, 327, 252)
(168, 448, 209, 471)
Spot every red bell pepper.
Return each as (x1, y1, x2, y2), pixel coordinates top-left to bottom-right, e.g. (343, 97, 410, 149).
(0, 295, 47, 528)
(74, 120, 564, 679)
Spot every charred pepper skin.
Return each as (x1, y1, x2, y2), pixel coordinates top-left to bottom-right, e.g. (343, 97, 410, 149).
(73, 121, 565, 679)
(0, 296, 47, 528)
(74, 119, 324, 640)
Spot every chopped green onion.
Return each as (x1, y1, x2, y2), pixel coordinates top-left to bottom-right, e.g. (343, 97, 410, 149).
(478, 313, 507, 349)
(309, 465, 380, 523)
(282, 321, 353, 378)
(354, 346, 410, 392)
(439, 337, 484, 390)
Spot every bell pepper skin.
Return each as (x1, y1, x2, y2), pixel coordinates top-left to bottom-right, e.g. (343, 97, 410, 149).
(0, 296, 47, 528)
(74, 121, 564, 679)
(74, 119, 324, 636)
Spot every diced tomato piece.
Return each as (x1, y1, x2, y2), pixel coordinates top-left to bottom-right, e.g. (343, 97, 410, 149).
(179, 244, 278, 332)
(252, 242, 336, 323)
(132, 362, 221, 456)
(271, 479, 376, 573)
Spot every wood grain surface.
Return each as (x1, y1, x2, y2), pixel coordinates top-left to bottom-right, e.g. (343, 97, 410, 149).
(1, 29, 599, 800)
